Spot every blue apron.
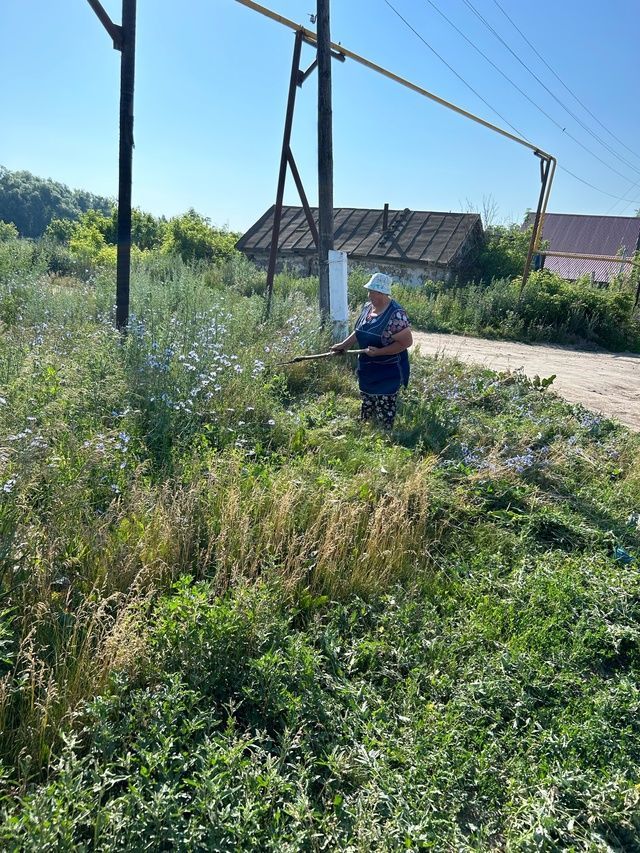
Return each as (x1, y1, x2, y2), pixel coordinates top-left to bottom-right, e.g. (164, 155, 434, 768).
(355, 300, 410, 395)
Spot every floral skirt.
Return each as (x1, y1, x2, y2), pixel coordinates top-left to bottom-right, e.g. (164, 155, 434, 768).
(360, 392, 398, 428)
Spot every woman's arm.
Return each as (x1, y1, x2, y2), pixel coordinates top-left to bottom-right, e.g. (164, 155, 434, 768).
(330, 330, 358, 352)
(366, 327, 413, 356)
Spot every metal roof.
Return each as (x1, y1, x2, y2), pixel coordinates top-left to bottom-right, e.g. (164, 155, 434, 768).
(524, 212, 640, 280)
(237, 206, 482, 267)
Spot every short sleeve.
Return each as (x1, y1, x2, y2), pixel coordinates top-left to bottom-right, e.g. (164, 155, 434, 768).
(387, 309, 410, 335)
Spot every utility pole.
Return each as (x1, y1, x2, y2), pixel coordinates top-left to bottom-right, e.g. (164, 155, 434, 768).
(86, 0, 136, 331)
(317, 0, 333, 320)
(116, 0, 137, 331)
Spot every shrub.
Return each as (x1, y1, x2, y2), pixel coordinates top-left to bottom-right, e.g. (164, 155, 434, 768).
(0, 221, 18, 243)
(161, 210, 240, 264)
(479, 223, 533, 281)
(392, 270, 640, 351)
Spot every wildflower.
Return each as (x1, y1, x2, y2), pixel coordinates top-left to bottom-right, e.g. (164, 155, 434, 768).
(2, 478, 16, 494)
(504, 451, 535, 474)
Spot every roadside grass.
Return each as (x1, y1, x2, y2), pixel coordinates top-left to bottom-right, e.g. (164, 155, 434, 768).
(394, 270, 640, 352)
(0, 257, 639, 848)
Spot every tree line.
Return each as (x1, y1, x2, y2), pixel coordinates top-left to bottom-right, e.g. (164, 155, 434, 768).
(0, 166, 240, 266)
(0, 165, 113, 238)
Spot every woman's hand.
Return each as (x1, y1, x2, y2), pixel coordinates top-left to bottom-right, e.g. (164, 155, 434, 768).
(331, 331, 357, 353)
(365, 346, 383, 356)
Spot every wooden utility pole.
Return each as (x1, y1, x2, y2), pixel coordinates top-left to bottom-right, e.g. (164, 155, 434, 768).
(317, 0, 333, 319)
(86, 0, 136, 331)
(116, 0, 137, 330)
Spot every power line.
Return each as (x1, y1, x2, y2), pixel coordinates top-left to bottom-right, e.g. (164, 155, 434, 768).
(605, 175, 640, 215)
(418, 1, 582, 161)
(491, 0, 640, 170)
(459, 0, 640, 185)
(380, 0, 525, 138)
(381, 0, 640, 209)
(559, 165, 640, 206)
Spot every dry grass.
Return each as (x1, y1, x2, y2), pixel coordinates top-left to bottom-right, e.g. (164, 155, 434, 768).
(0, 450, 459, 779)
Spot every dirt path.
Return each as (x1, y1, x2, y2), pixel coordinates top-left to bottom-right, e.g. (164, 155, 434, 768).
(411, 331, 640, 432)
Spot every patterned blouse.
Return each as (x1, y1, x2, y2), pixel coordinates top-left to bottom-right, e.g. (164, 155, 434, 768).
(364, 304, 411, 345)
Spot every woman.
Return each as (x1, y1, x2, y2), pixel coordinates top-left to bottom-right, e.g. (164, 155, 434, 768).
(331, 272, 412, 428)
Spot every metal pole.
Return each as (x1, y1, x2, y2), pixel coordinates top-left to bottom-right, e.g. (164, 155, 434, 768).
(265, 30, 304, 318)
(115, 0, 136, 331)
(317, 0, 333, 321)
(520, 154, 551, 294)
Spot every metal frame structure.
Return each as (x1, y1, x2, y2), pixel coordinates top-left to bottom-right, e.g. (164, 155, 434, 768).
(235, 0, 557, 297)
(86, 0, 136, 331)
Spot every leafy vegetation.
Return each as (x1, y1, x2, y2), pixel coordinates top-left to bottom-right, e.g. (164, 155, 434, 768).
(1, 167, 240, 271)
(479, 223, 536, 281)
(0, 252, 639, 849)
(394, 268, 640, 351)
(0, 166, 113, 238)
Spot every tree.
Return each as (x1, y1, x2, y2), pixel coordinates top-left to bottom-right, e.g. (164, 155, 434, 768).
(161, 210, 239, 263)
(479, 224, 534, 281)
(0, 165, 112, 237)
(44, 218, 76, 244)
(0, 220, 18, 242)
(108, 207, 167, 250)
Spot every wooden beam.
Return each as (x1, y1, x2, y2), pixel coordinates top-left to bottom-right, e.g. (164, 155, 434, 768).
(86, 0, 123, 49)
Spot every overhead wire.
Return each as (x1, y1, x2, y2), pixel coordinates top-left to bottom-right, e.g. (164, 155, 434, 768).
(381, 0, 640, 208)
(458, 0, 640, 184)
(606, 176, 640, 215)
(419, 0, 576, 152)
(491, 0, 640, 169)
(379, 0, 525, 138)
(560, 166, 640, 205)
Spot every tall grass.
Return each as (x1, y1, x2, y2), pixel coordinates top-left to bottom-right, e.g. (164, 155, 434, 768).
(394, 269, 640, 351)
(1, 253, 640, 848)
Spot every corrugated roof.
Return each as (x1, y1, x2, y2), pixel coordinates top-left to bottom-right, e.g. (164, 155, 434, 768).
(237, 206, 482, 267)
(523, 212, 640, 280)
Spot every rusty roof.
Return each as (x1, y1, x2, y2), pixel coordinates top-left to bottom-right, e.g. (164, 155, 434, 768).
(237, 206, 482, 266)
(523, 212, 640, 280)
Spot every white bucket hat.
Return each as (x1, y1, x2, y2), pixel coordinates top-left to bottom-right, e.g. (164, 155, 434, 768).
(364, 272, 392, 295)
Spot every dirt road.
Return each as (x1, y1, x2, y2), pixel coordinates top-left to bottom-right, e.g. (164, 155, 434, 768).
(411, 331, 640, 432)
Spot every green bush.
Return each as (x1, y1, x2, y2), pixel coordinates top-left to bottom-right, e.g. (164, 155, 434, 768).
(2, 252, 640, 849)
(161, 209, 239, 264)
(479, 223, 533, 281)
(0, 221, 18, 243)
(392, 269, 640, 351)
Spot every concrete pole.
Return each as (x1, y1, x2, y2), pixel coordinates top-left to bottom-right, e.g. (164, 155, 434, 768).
(329, 250, 348, 341)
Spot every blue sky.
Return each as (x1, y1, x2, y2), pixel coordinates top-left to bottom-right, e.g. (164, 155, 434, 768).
(2, 0, 639, 231)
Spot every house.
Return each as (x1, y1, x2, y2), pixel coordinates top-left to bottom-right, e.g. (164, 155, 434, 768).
(523, 212, 640, 284)
(236, 205, 483, 284)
